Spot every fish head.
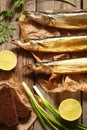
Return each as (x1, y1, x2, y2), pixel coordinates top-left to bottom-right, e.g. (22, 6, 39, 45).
(11, 38, 39, 51)
(25, 63, 43, 74)
(24, 11, 50, 25)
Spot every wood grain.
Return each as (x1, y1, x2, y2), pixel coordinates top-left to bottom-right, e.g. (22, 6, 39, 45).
(0, 0, 35, 130)
(0, 0, 87, 130)
(81, 0, 87, 125)
(83, 0, 87, 9)
(59, 0, 82, 125)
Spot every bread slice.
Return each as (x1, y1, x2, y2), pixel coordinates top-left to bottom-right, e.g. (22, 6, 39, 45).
(0, 72, 35, 129)
(12, 89, 31, 118)
(0, 84, 18, 127)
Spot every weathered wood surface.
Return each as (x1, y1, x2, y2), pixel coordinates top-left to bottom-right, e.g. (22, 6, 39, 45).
(0, 0, 87, 130)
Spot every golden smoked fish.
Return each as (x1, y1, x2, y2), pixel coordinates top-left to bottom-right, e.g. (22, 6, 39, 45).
(27, 58, 87, 74)
(24, 11, 87, 30)
(12, 35, 87, 53)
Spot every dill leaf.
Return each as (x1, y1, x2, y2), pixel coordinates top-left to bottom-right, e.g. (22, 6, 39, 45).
(0, 22, 15, 44)
(0, 10, 13, 20)
(13, 0, 26, 9)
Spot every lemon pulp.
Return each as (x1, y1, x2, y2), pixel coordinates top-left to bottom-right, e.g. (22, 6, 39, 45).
(59, 98, 82, 121)
(0, 50, 17, 71)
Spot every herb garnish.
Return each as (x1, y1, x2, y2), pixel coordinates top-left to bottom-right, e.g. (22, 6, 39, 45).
(0, 0, 75, 44)
(0, 0, 26, 20)
(0, 22, 15, 43)
(0, 0, 26, 44)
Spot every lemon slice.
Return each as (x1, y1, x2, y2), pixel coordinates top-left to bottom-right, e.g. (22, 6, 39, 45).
(0, 50, 17, 71)
(58, 98, 82, 121)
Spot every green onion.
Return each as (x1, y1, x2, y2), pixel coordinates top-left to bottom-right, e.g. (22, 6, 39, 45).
(22, 82, 87, 130)
(33, 85, 60, 119)
(75, 124, 87, 130)
(33, 85, 87, 130)
(30, 99, 48, 130)
(22, 82, 68, 130)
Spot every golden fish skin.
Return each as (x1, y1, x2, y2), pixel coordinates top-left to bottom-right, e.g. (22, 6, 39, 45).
(12, 35, 87, 53)
(27, 58, 87, 74)
(24, 11, 87, 30)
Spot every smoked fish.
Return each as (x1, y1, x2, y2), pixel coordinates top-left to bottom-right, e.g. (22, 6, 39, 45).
(24, 11, 87, 30)
(26, 58, 87, 74)
(12, 35, 87, 53)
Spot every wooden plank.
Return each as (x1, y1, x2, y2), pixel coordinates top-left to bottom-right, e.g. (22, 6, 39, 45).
(24, 0, 37, 11)
(23, 1, 37, 130)
(0, 0, 7, 11)
(24, 0, 36, 130)
(34, 1, 62, 129)
(59, 0, 82, 125)
(81, 0, 87, 125)
(83, 0, 87, 9)
(0, 0, 87, 129)
(82, 92, 87, 125)
(0, 0, 36, 130)
(60, 0, 80, 10)
(36, 0, 80, 11)
(34, 0, 82, 130)
(36, 0, 62, 11)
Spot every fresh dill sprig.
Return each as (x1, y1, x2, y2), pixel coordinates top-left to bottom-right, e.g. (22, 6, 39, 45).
(13, 0, 26, 9)
(0, 0, 26, 20)
(0, 10, 13, 20)
(0, 22, 15, 43)
(0, 0, 27, 44)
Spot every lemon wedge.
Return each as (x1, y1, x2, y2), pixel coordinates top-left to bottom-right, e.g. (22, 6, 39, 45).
(59, 98, 82, 121)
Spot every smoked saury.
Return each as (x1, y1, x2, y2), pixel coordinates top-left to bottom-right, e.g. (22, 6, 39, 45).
(12, 35, 87, 53)
(24, 11, 87, 30)
(26, 58, 87, 74)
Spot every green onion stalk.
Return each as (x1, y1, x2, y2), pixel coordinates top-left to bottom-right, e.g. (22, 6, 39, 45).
(33, 85, 60, 119)
(22, 82, 87, 130)
(22, 82, 68, 130)
(75, 124, 87, 130)
(33, 85, 87, 130)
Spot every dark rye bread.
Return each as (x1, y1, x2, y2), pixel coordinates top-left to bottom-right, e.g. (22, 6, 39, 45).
(0, 72, 31, 127)
(0, 84, 18, 127)
(12, 89, 31, 118)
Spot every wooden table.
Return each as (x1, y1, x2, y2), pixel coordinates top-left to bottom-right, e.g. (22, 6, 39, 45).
(0, 0, 87, 130)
